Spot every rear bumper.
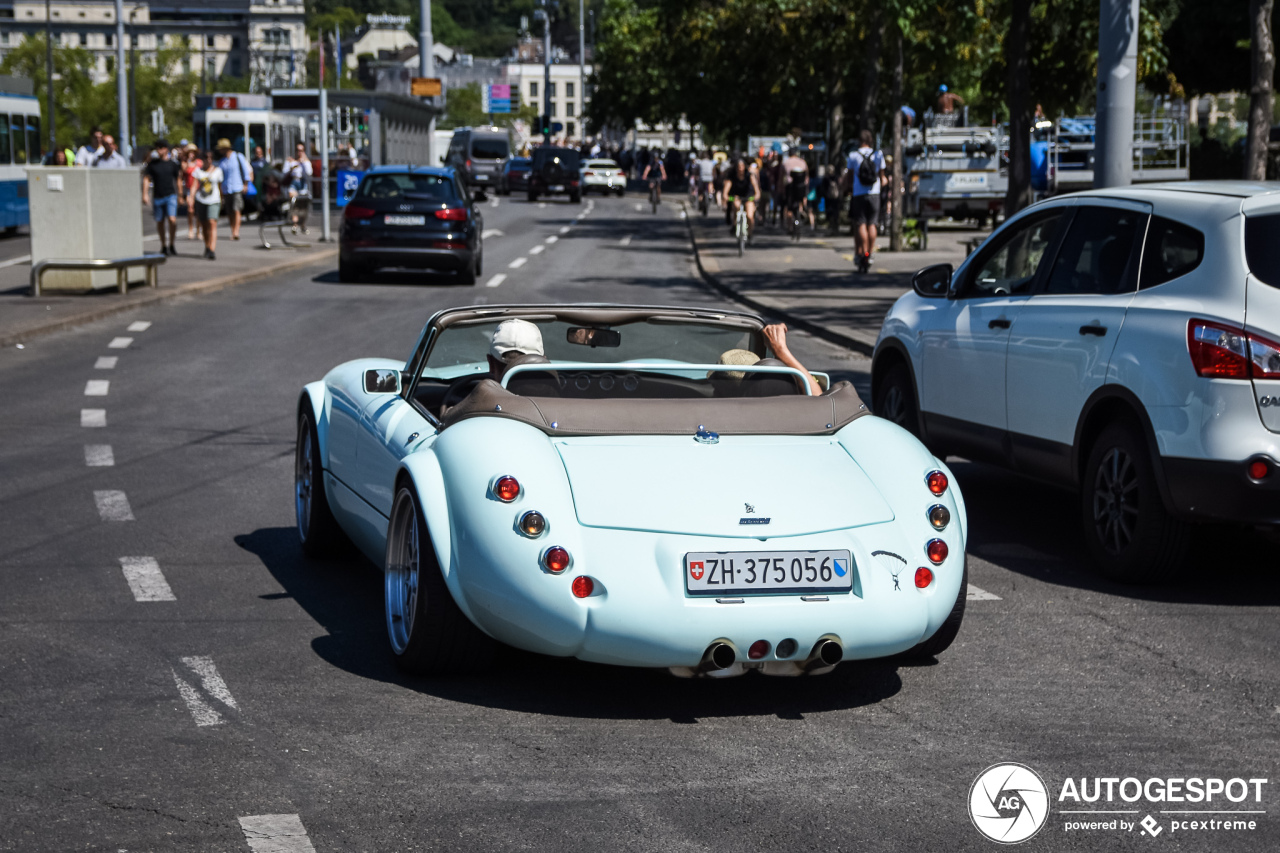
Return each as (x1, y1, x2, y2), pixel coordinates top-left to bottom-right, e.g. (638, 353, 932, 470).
(583, 177, 625, 191)
(1163, 456, 1280, 525)
(342, 246, 473, 272)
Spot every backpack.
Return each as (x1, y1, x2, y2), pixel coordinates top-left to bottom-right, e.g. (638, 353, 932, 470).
(857, 149, 880, 187)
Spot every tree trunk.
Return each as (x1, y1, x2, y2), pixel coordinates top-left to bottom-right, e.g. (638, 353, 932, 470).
(890, 29, 904, 251)
(858, 7, 885, 135)
(1247, 0, 1275, 180)
(1004, 0, 1033, 218)
(829, 76, 844, 168)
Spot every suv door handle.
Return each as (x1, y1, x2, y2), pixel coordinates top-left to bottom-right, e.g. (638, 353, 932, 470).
(1079, 325, 1108, 337)
(988, 318, 1011, 329)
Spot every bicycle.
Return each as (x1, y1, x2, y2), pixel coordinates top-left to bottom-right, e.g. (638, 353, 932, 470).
(649, 179, 660, 214)
(698, 182, 709, 217)
(734, 202, 749, 256)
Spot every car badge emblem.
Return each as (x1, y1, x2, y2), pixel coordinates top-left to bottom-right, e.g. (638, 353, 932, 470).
(744, 503, 755, 514)
(694, 425, 719, 444)
(399, 203, 413, 211)
(872, 549, 906, 590)
(689, 561, 705, 581)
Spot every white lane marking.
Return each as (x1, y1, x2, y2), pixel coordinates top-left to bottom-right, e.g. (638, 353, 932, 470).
(126, 321, 151, 332)
(108, 337, 133, 349)
(84, 444, 114, 467)
(81, 409, 107, 427)
(634, 203, 644, 212)
(94, 490, 135, 521)
(0, 254, 31, 268)
(545, 235, 558, 244)
(488, 196, 500, 208)
(537, 202, 547, 209)
(508, 257, 527, 269)
(182, 655, 238, 709)
(95, 356, 118, 369)
(484, 273, 507, 288)
(528, 245, 545, 256)
(119, 556, 175, 602)
(239, 814, 318, 853)
(84, 379, 110, 396)
(172, 669, 222, 726)
(481, 228, 504, 239)
(619, 235, 632, 246)
(967, 584, 1002, 601)
(559, 226, 570, 234)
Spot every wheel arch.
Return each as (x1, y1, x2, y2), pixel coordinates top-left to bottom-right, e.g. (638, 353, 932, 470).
(871, 337, 925, 437)
(1072, 385, 1178, 516)
(298, 381, 330, 464)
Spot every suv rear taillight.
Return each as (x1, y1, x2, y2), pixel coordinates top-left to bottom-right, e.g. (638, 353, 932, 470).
(344, 204, 375, 219)
(435, 208, 467, 221)
(1188, 318, 1280, 379)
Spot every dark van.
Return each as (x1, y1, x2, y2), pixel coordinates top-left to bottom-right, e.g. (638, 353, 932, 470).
(445, 127, 511, 188)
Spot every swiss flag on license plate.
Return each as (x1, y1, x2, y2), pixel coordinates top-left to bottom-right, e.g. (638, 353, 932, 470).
(689, 561, 705, 581)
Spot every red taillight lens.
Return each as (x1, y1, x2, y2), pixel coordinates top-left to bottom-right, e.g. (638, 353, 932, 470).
(494, 476, 520, 502)
(926, 539, 948, 564)
(431, 240, 468, 250)
(1250, 459, 1271, 480)
(465, 158, 472, 170)
(435, 207, 468, 221)
(543, 546, 571, 574)
(926, 470, 948, 496)
(1189, 319, 1249, 378)
(617, 170, 626, 177)
(344, 204, 375, 219)
(748, 640, 770, 660)
(583, 170, 594, 176)
(571, 575, 594, 597)
(915, 567, 934, 588)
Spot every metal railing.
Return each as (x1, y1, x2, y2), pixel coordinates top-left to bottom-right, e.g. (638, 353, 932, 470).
(30, 254, 166, 297)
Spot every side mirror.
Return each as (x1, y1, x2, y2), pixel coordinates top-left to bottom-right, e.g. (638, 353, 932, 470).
(912, 263, 953, 299)
(473, 188, 488, 202)
(364, 368, 402, 394)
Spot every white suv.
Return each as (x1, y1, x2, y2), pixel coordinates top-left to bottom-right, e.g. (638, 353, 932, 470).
(872, 182, 1280, 582)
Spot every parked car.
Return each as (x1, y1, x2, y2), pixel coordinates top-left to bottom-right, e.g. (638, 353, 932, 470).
(444, 126, 511, 188)
(498, 157, 531, 196)
(580, 158, 627, 196)
(871, 182, 1280, 583)
(527, 147, 582, 203)
(338, 166, 484, 284)
(295, 304, 968, 677)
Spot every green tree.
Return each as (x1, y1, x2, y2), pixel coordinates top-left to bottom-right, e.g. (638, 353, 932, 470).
(0, 34, 99, 151)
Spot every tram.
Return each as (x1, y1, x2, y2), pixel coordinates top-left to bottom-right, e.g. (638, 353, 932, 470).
(0, 89, 43, 230)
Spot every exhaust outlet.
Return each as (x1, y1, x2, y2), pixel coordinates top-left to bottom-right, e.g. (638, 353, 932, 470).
(802, 637, 843, 672)
(696, 641, 737, 673)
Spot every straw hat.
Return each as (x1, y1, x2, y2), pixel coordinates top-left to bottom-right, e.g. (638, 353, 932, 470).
(215, 138, 232, 151)
(712, 348, 761, 380)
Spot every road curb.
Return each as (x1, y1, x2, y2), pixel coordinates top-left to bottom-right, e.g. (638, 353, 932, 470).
(1, 247, 340, 348)
(682, 205, 875, 357)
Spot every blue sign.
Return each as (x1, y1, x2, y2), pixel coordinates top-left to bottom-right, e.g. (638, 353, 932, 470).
(336, 169, 364, 207)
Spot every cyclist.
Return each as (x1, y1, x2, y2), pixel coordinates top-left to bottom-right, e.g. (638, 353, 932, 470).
(781, 147, 810, 231)
(696, 150, 717, 209)
(722, 157, 760, 241)
(642, 157, 667, 205)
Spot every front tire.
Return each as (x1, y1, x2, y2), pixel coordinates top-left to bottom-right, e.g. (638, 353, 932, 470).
(295, 407, 345, 557)
(874, 362, 921, 440)
(1081, 423, 1188, 583)
(385, 487, 497, 674)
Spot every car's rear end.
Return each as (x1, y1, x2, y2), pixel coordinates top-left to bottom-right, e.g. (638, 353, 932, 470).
(339, 168, 477, 279)
(464, 129, 510, 188)
(582, 160, 626, 195)
(501, 157, 530, 195)
(528, 148, 582, 201)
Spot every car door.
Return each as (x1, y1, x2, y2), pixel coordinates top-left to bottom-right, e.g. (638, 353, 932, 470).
(919, 207, 1070, 457)
(358, 391, 435, 519)
(1005, 202, 1148, 481)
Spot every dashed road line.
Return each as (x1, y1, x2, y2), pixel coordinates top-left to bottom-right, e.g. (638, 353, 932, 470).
(172, 655, 237, 726)
(481, 228, 504, 239)
(239, 814, 317, 853)
(484, 273, 507, 288)
(619, 235, 632, 246)
(119, 557, 175, 602)
(559, 225, 570, 234)
(85, 379, 110, 396)
(529, 245, 545, 256)
(81, 408, 107, 427)
(508, 257, 527, 269)
(967, 584, 1002, 601)
(126, 321, 151, 332)
(538, 202, 547, 209)
(94, 490, 134, 521)
(84, 444, 114, 467)
(94, 356, 118, 369)
(107, 337, 133, 349)
(634, 203, 644, 212)
(545, 235, 558, 245)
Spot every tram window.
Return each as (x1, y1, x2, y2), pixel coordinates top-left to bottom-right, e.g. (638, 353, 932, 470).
(11, 115, 26, 164)
(0, 115, 10, 164)
(249, 123, 266, 156)
(27, 115, 40, 160)
(209, 122, 246, 155)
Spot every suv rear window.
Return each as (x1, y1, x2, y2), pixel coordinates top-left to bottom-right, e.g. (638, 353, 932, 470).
(1141, 216, 1204, 289)
(533, 148, 580, 169)
(471, 137, 509, 159)
(357, 173, 457, 201)
(1245, 213, 1280, 288)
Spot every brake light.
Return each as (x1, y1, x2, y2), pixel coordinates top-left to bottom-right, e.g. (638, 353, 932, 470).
(584, 170, 595, 176)
(926, 539, 948, 564)
(431, 240, 467, 250)
(617, 170, 626, 177)
(1188, 318, 1280, 379)
(344, 204, 375, 219)
(543, 546, 571, 574)
(748, 640, 771, 660)
(571, 576, 594, 597)
(926, 470, 948, 496)
(915, 567, 934, 588)
(494, 476, 520, 502)
(1249, 459, 1271, 480)
(465, 158, 472, 170)
(435, 208, 468, 221)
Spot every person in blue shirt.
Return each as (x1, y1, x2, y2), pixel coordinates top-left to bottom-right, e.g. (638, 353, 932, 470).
(215, 138, 254, 241)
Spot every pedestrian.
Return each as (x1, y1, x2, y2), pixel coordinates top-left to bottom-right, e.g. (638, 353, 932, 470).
(845, 129, 886, 273)
(249, 144, 268, 217)
(824, 162, 843, 234)
(183, 143, 203, 240)
(191, 150, 224, 260)
(937, 84, 964, 115)
(75, 127, 104, 166)
(141, 138, 181, 256)
(49, 150, 69, 166)
(92, 135, 129, 169)
(214, 138, 253, 241)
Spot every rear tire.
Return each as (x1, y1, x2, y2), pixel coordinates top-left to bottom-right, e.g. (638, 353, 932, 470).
(338, 258, 362, 283)
(458, 255, 478, 285)
(385, 486, 497, 675)
(873, 363, 921, 439)
(570, 191, 582, 204)
(903, 560, 967, 659)
(295, 406, 346, 557)
(1081, 423, 1188, 583)
(527, 191, 538, 202)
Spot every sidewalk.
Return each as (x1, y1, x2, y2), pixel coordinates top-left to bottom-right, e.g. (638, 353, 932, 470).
(686, 206, 975, 354)
(0, 218, 338, 347)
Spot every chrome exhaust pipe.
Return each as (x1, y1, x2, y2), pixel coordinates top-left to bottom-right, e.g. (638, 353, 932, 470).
(802, 637, 843, 672)
(696, 641, 737, 674)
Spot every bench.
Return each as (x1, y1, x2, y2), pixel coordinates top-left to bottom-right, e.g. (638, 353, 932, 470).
(30, 254, 166, 297)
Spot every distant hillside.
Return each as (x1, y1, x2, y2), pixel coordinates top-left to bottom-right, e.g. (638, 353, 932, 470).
(308, 1, 541, 58)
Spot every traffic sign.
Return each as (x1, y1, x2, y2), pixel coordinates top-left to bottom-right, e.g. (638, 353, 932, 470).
(486, 84, 513, 114)
(411, 77, 442, 97)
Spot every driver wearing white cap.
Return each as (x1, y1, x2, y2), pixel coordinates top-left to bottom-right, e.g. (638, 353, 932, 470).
(487, 318, 545, 381)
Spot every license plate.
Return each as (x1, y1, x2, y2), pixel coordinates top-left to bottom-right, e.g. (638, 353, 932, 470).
(385, 215, 425, 226)
(550, 184, 565, 191)
(685, 550, 852, 595)
(475, 175, 488, 181)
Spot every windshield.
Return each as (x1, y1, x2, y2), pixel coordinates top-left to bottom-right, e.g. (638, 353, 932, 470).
(357, 173, 457, 201)
(472, 138, 510, 159)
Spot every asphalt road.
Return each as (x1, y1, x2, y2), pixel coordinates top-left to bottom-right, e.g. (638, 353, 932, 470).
(1, 192, 1277, 852)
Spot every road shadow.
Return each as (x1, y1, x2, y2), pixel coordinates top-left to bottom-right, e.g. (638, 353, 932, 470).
(955, 458, 1280, 606)
(235, 526, 903, 719)
(311, 269, 477, 287)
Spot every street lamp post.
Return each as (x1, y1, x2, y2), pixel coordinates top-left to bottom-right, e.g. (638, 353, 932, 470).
(114, 0, 127, 158)
(578, 0, 584, 140)
(419, 0, 435, 165)
(45, 0, 53, 159)
(543, 2, 551, 144)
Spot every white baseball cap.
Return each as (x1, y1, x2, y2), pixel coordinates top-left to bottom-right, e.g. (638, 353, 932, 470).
(490, 318, 545, 359)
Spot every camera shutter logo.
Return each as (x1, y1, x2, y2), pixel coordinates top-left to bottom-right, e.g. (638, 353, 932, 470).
(969, 763, 1050, 844)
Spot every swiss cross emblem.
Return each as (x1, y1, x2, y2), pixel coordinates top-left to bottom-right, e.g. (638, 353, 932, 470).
(689, 561, 705, 581)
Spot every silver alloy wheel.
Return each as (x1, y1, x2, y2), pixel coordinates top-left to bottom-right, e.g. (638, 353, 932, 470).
(881, 385, 906, 425)
(1092, 446, 1140, 555)
(385, 490, 421, 655)
(295, 420, 313, 541)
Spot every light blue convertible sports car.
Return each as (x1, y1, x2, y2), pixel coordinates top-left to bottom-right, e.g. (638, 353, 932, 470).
(295, 304, 968, 677)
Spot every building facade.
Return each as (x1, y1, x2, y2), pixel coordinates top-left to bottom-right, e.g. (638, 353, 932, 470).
(508, 63, 591, 140)
(0, 0, 309, 90)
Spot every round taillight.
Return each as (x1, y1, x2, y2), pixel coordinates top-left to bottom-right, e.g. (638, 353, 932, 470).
(494, 475, 520, 502)
(915, 567, 934, 588)
(542, 546, 571, 574)
(748, 640, 771, 660)
(571, 575, 594, 598)
(926, 538, 948, 564)
(1249, 459, 1270, 480)
(927, 504, 950, 530)
(775, 638, 798, 658)
(926, 470, 948, 496)
(519, 510, 546, 537)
